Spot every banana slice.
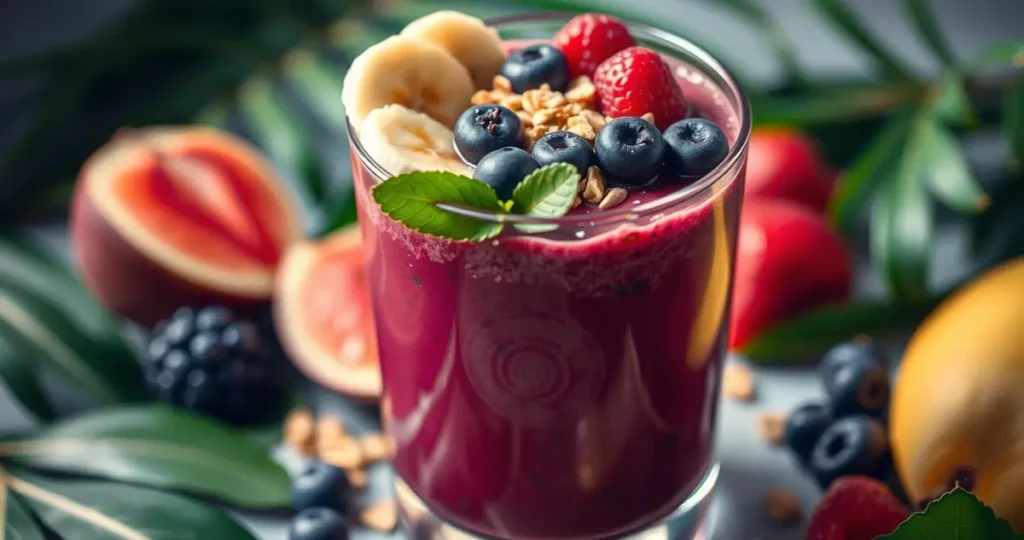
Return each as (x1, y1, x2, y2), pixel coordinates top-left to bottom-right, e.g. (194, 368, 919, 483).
(359, 104, 472, 177)
(401, 11, 506, 90)
(342, 36, 474, 131)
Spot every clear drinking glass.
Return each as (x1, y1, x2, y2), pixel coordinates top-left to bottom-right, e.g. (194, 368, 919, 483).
(346, 13, 750, 540)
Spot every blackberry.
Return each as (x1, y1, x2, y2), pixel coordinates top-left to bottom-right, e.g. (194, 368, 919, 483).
(145, 306, 278, 423)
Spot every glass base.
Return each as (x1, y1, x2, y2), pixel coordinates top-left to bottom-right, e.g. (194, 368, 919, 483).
(395, 462, 719, 540)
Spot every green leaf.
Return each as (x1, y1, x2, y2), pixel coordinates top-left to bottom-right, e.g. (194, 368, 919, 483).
(0, 326, 57, 422)
(965, 41, 1024, 72)
(812, 0, 916, 82)
(740, 297, 941, 363)
(511, 163, 580, 233)
(713, 0, 806, 88)
(1005, 85, 1024, 173)
(1, 477, 47, 540)
(878, 487, 1019, 539)
(0, 285, 146, 404)
(919, 118, 989, 213)
(0, 235, 134, 363)
(372, 172, 506, 241)
(871, 115, 935, 303)
(828, 112, 915, 233)
(283, 49, 348, 135)
(5, 470, 259, 540)
(903, 0, 956, 67)
(752, 84, 913, 127)
(932, 74, 977, 128)
(0, 405, 290, 509)
(239, 75, 325, 206)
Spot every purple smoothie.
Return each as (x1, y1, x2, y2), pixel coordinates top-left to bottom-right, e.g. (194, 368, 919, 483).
(350, 44, 747, 540)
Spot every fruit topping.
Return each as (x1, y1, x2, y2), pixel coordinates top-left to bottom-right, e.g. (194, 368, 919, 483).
(274, 225, 382, 401)
(291, 460, 352, 512)
(359, 104, 471, 176)
(783, 403, 833, 464)
(289, 507, 349, 540)
(553, 13, 637, 78)
(663, 118, 729, 177)
(473, 147, 540, 199)
(809, 416, 889, 489)
(400, 11, 505, 90)
(595, 116, 665, 187)
(341, 35, 474, 130)
(500, 44, 571, 93)
(454, 105, 523, 164)
(144, 306, 278, 423)
(746, 128, 836, 214)
(593, 46, 688, 130)
(728, 199, 853, 350)
(824, 360, 890, 419)
(531, 131, 597, 175)
(806, 476, 909, 540)
(820, 339, 888, 395)
(70, 127, 303, 328)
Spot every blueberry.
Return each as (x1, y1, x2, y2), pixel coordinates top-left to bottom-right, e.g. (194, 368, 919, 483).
(500, 44, 571, 93)
(195, 306, 232, 332)
(473, 147, 539, 200)
(595, 117, 666, 187)
(808, 415, 889, 489)
(454, 105, 523, 164)
(289, 507, 349, 540)
(291, 461, 352, 512)
(825, 360, 891, 419)
(662, 118, 729, 177)
(783, 403, 833, 465)
(531, 131, 597, 176)
(821, 339, 888, 396)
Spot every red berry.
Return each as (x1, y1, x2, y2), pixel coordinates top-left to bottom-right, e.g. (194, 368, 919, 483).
(553, 13, 636, 78)
(807, 476, 910, 540)
(593, 46, 688, 130)
(746, 128, 836, 214)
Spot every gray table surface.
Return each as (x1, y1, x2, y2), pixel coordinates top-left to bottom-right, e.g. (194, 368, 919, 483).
(2, 1, 1022, 539)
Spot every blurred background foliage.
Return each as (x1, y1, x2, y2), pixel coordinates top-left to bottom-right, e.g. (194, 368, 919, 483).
(0, 0, 1022, 324)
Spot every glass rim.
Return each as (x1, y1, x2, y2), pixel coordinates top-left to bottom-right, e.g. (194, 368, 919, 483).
(346, 11, 752, 227)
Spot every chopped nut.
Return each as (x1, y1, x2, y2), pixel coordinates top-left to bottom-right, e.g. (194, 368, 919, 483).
(572, 196, 582, 209)
(763, 488, 802, 525)
(532, 109, 554, 127)
(500, 94, 524, 111)
(543, 93, 567, 109)
(361, 500, 399, 532)
(599, 187, 628, 210)
(471, 89, 497, 105)
(320, 438, 364, 469)
(577, 176, 588, 193)
(521, 89, 543, 114)
(359, 433, 396, 463)
(580, 110, 607, 132)
(641, 112, 655, 125)
(566, 116, 597, 142)
(346, 468, 368, 489)
(565, 76, 597, 107)
(757, 411, 787, 446)
(283, 408, 316, 456)
(493, 75, 512, 93)
(583, 166, 607, 204)
(723, 363, 756, 402)
(316, 416, 346, 444)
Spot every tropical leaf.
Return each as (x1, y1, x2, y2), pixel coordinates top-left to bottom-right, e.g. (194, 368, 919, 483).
(0, 472, 47, 540)
(903, 0, 956, 68)
(812, 0, 916, 82)
(0, 326, 57, 422)
(0, 405, 290, 509)
(918, 117, 989, 213)
(4, 469, 259, 540)
(0, 285, 146, 405)
(713, 0, 806, 88)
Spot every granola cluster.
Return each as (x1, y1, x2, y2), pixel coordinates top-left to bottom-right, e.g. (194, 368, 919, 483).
(471, 75, 657, 210)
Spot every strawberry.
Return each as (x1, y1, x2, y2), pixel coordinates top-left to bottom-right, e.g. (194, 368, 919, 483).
(593, 46, 688, 130)
(807, 476, 910, 540)
(553, 13, 636, 78)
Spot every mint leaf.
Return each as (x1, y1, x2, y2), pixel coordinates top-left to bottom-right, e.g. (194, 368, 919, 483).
(511, 163, 580, 233)
(371, 172, 505, 241)
(879, 487, 1020, 540)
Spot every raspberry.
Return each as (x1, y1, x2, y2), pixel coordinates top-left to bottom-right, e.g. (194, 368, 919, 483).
(592, 46, 688, 130)
(807, 476, 910, 540)
(553, 13, 636, 78)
